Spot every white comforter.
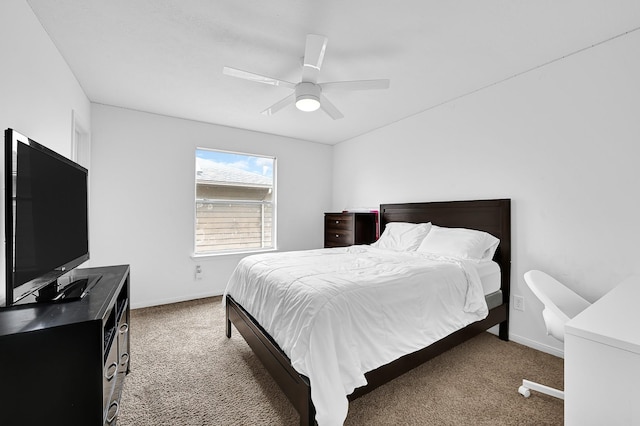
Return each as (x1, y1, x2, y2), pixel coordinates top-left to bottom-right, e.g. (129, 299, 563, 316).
(223, 246, 488, 426)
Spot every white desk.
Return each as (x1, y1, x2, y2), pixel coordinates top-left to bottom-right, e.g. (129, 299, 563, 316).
(565, 275, 640, 425)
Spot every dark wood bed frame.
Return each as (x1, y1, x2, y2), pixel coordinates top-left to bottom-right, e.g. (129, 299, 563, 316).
(226, 199, 511, 425)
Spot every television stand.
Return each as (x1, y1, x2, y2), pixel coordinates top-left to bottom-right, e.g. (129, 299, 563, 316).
(0, 265, 130, 426)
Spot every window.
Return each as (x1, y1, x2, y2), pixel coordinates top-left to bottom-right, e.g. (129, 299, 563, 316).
(195, 149, 275, 254)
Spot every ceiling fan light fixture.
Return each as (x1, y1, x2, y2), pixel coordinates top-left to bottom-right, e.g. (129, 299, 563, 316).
(295, 82, 321, 112)
(296, 95, 320, 112)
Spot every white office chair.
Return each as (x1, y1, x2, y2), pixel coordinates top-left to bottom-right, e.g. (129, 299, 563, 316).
(518, 270, 591, 400)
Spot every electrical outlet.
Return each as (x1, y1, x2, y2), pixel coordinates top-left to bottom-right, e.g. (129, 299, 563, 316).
(513, 295, 524, 311)
(195, 265, 203, 280)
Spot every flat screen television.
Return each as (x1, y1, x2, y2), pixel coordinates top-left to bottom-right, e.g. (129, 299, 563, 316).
(3, 128, 90, 306)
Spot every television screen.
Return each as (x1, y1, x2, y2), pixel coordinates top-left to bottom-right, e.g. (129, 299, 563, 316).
(4, 129, 89, 305)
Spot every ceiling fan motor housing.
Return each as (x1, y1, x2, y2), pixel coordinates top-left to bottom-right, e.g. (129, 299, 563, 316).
(295, 82, 321, 111)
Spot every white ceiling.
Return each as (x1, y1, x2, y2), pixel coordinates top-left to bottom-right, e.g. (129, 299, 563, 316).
(27, 0, 640, 145)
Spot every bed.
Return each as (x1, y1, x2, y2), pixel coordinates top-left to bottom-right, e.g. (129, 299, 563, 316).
(224, 199, 511, 425)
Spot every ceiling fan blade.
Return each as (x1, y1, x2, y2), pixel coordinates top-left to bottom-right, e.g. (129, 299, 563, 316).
(301, 34, 328, 83)
(261, 93, 296, 116)
(320, 79, 390, 92)
(320, 95, 344, 120)
(223, 66, 295, 89)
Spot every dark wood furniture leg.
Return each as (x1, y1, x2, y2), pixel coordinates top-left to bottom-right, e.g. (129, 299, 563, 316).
(225, 301, 232, 338)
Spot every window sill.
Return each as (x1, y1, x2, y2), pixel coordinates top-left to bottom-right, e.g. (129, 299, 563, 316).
(191, 248, 277, 259)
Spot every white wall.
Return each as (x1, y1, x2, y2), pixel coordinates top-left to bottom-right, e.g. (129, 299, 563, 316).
(0, 0, 91, 302)
(332, 30, 640, 355)
(90, 104, 332, 308)
(0, 0, 91, 156)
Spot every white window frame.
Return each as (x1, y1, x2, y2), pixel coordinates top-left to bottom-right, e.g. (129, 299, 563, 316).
(193, 148, 276, 257)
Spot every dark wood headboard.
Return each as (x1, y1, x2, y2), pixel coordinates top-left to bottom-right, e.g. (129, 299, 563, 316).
(379, 199, 511, 300)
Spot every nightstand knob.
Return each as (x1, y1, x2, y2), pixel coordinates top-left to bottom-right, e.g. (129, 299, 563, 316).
(336, 234, 339, 238)
(335, 220, 340, 224)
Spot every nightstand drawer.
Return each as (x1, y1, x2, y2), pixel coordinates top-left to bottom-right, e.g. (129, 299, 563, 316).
(324, 214, 353, 231)
(325, 229, 354, 247)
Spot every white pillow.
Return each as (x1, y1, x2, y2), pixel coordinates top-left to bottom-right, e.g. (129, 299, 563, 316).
(416, 225, 499, 261)
(371, 222, 432, 251)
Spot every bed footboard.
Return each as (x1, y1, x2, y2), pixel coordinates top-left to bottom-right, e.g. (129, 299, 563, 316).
(226, 295, 507, 425)
(226, 295, 315, 426)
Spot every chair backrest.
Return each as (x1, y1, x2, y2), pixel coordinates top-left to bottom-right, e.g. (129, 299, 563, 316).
(524, 270, 591, 342)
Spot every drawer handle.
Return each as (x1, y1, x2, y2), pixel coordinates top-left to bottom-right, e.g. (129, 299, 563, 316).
(106, 400, 119, 424)
(120, 352, 129, 365)
(119, 323, 129, 334)
(335, 234, 340, 238)
(335, 220, 340, 224)
(105, 362, 118, 381)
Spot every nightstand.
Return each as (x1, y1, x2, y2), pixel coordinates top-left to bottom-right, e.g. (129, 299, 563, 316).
(324, 212, 377, 248)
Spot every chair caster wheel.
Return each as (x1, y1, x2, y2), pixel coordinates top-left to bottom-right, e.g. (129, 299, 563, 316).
(518, 385, 531, 398)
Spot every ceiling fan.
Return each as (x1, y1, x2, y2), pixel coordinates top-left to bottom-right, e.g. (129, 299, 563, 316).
(223, 34, 390, 120)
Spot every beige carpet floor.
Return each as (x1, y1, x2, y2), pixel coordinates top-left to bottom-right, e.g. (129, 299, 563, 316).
(118, 296, 563, 425)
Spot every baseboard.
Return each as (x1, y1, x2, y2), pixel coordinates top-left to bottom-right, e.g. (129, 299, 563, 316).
(509, 333, 564, 358)
(130, 291, 221, 310)
(485, 325, 564, 358)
